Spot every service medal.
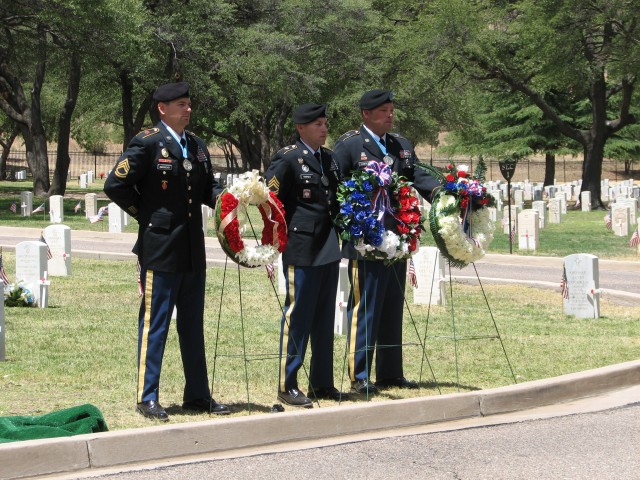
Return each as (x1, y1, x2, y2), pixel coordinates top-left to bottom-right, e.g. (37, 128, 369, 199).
(161, 148, 169, 158)
(301, 164, 309, 172)
(383, 155, 394, 165)
(321, 175, 329, 187)
(183, 159, 193, 171)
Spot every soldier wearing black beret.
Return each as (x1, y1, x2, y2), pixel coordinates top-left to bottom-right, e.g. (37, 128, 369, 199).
(333, 89, 441, 396)
(265, 103, 348, 407)
(104, 81, 230, 421)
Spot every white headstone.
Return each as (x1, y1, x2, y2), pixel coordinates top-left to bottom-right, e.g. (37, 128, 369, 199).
(87, 170, 94, 184)
(611, 204, 630, 237)
(412, 247, 446, 305)
(532, 200, 546, 229)
(108, 202, 125, 233)
(15, 241, 48, 304)
(580, 191, 591, 212)
(201, 205, 211, 236)
(277, 253, 286, 295)
(517, 210, 539, 251)
(616, 197, 637, 225)
(85, 193, 97, 218)
(554, 192, 567, 214)
(548, 198, 561, 224)
(563, 253, 600, 319)
(43, 224, 72, 276)
(334, 261, 349, 335)
(79, 174, 87, 189)
(502, 205, 518, 234)
(20, 191, 33, 217)
(49, 195, 64, 223)
(514, 189, 524, 206)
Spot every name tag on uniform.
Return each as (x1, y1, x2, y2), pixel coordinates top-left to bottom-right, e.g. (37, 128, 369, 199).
(300, 174, 313, 183)
(157, 163, 173, 171)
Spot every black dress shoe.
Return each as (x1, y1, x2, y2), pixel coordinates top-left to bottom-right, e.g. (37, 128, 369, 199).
(375, 377, 419, 390)
(136, 400, 169, 421)
(182, 398, 231, 415)
(308, 386, 349, 401)
(351, 379, 379, 395)
(277, 388, 313, 408)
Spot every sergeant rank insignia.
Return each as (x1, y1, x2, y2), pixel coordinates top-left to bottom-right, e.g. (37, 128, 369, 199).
(114, 158, 131, 179)
(267, 176, 280, 195)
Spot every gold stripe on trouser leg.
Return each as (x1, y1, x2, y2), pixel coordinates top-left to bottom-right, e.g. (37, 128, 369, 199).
(279, 265, 296, 392)
(137, 269, 154, 403)
(348, 260, 361, 382)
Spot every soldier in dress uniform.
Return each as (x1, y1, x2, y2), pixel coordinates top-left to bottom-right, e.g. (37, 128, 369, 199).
(332, 89, 441, 396)
(104, 81, 230, 421)
(265, 103, 348, 408)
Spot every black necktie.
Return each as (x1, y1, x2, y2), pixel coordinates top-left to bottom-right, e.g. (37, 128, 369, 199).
(180, 138, 187, 148)
(314, 151, 321, 161)
(379, 136, 386, 147)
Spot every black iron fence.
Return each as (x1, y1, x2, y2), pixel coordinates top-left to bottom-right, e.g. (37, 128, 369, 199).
(3, 149, 632, 184)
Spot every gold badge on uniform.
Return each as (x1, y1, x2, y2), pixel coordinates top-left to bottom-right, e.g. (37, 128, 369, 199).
(268, 176, 280, 195)
(161, 180, 168, 190)
(161, 148, 169, 158)
(114, 158, 131, 179)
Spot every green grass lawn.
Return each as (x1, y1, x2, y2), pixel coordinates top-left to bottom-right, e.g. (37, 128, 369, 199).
(1, 252, 638, 430)
(1, 180, 639, 431)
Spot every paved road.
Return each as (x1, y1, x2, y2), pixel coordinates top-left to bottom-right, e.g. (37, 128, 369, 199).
(57, 394, 640, 480)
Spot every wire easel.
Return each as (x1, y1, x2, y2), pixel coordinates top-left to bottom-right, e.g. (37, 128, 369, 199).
(419, 254, 517, 392)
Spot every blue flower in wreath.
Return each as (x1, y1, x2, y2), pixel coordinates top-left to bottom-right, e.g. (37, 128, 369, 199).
(334, 160, 425, 263)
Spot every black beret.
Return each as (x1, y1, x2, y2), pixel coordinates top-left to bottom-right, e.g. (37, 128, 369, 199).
(292, 103, 328, 124)
(153, 81, 190, 102)
(359, 89, 394, 110)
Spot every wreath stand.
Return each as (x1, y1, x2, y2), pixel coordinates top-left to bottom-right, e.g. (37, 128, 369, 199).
(338, 258, 441, 399)
(209, 254, 324, 413)
(418, 253, 517, 392)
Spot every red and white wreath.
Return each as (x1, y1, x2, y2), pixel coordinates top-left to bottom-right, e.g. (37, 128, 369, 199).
(214, 170, 287, 267)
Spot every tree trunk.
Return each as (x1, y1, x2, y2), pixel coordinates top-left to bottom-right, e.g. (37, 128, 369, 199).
(0, 126, 18, 180)
(29, 27, 50, 196)
(543, 152, 555, 187)
(120, 70, 136, 149)
(236, 121, 262, 171)
(581, 140, 606, 210)
(50, 51, 81, 196)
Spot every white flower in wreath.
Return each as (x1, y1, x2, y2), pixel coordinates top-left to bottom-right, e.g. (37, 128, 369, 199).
(435, 194, 495, 265)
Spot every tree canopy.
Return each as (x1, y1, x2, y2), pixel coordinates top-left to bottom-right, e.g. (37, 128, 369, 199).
(0, 0, 637, 204)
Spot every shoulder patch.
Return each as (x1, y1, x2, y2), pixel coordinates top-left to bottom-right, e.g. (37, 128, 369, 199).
(337, 130, 360, 142)
(389, 132, 405, 139)
(267, 176, 280, 195)
(114, 158, 131, 179)
(137, 127, 160, 139)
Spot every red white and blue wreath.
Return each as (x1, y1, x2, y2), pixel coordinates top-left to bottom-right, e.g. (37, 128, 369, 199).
(417, 159, 496, 268)
(335, 160, 424, 264)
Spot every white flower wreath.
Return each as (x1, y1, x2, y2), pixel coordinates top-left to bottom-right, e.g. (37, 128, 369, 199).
(433, 194, 495, 266)
(214, 170, 287, 267)
(418, 160, 496, 268)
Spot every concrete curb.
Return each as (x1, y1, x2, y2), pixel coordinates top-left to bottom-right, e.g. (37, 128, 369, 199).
(2, 360, 639, 480)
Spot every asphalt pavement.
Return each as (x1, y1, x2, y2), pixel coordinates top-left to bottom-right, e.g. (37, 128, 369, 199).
(1, 226, 639, 480)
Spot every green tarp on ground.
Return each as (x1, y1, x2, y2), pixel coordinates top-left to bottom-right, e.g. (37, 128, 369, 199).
(0, 404, 108, 443)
